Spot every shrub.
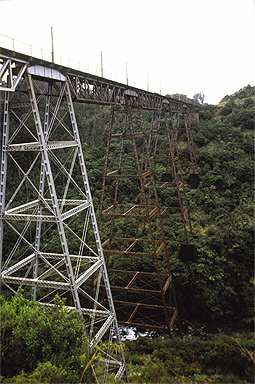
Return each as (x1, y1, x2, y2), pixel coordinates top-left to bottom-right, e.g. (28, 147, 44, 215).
(0, 292, 88, 379)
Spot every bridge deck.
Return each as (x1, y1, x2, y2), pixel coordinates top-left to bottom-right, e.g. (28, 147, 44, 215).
(0, 47, 199, 113)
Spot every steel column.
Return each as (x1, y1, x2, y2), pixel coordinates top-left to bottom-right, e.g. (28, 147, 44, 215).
(0, 91, 9, 272)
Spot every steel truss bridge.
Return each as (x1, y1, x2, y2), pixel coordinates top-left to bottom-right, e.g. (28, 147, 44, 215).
(0, 47, 200, 382)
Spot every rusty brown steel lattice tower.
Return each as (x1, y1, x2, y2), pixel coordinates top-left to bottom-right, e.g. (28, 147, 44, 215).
(99, 94, 199, 335)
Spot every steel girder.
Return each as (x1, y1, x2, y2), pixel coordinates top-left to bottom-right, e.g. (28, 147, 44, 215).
(0, 60, 128, 382)
(0, 47, 200, 114)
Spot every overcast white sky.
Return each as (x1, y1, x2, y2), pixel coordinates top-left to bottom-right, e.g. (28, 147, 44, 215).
(0, 0, 254, 104)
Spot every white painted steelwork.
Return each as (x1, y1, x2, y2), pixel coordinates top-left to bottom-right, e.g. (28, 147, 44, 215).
(0, 54, 128, 383)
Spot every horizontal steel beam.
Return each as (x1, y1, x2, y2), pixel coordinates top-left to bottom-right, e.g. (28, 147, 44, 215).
(110, 285, 161, 295)
(7, 141, 78, 151)
(119, 321, 168, 331)
(61, 201, 90, 221)
(0, 274, 70, 289)
(38, 302, 112, 318)
(4, 200, 90, 222)
(38, 252, 100, 262)
(4, 214, 56, 222)
(113, 299, 175, 310)
(5, 199, 40, 214)
(108, 268, 168, 277)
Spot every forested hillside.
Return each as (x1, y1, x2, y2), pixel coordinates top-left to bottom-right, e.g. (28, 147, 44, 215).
(172, 85, 254, 330)
(1, 85, 254, 383)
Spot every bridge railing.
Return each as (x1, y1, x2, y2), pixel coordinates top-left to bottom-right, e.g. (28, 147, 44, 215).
(0, 33, 52, 60)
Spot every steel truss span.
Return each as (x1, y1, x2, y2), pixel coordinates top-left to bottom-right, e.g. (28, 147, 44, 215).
(0, 50, 129, 383)
(0, 47, 200, 113)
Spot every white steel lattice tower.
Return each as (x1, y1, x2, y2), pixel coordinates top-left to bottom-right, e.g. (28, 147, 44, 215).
(0, 58, 127, 382)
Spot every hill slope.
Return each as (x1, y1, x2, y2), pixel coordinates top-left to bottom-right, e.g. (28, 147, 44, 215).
(175, 85, 254, 329)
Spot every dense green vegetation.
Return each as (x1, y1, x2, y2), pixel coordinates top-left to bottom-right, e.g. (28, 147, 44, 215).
(1, 294, 254, 383)
(171, 85, 254, 330)
(0, 292, 89, 383)
(1, 85, 254, 382)
(125, 333, 254, 383)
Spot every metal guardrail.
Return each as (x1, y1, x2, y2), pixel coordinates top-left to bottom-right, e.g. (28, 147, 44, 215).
(0, 33, 53, 62)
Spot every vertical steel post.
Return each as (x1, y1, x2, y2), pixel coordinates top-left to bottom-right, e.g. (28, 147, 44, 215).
(51, 26, 54, 64)
(0, 92, 9, 273)
(183, 112, 197, 174)
(31, 86, 51, 301)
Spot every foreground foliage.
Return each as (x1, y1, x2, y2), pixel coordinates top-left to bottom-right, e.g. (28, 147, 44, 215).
(1, 295, 254, 383)
(0, 294, 124, 383)
(0, 293, 89, 382)
(126, 335, 255, 383)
